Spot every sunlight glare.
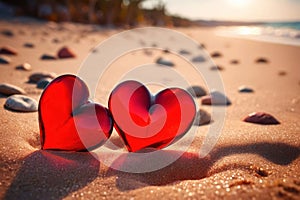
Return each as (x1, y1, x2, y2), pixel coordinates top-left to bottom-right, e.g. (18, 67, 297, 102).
(227, 0, 251, 7)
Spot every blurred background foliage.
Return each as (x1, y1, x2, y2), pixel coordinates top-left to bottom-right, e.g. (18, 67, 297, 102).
(0, 0, 192, 27)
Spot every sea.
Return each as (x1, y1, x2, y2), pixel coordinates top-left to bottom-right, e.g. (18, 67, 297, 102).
(216, 21, 300, 46)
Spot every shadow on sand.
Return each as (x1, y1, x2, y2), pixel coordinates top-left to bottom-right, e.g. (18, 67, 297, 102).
(5, 142, 300, 198)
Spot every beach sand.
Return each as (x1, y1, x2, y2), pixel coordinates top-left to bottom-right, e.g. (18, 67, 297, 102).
(0, 19, 299, 199)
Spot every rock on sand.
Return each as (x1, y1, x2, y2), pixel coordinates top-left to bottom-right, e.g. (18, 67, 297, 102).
(201, 91, 231, 105)
(4, 95, 38, 112)
(29, 72, 57, 83)
(0, 83, 25, 96)
(243, 112, 280, 125)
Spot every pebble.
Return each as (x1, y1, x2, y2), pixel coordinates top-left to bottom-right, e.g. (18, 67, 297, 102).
(23, 43, 35, 48)
(15, 63, 32, 71)
(57, 47, 76, 59)
(195, 109, 212, 126)
(210, 65, 224, 71)
(238, 85, 254, 93)
(1, 30, 14, 37)
(191, 55, 206, 63)
(52, 38, 60, 43)
(278, 71, 287, 76)
(4, 95, 38, 112)
(199, 43, 206, 49)
(243, 112, 280, 125)
(0, 56, 11, 64)
(201, 91, 231, 105)
(211, 51, 222, 58)
(163, 48, 170, 54)
(179, 49, 191, 55)
(0, 83, 25, 95)
(156, 57, 174, 67)
(0, 46, 17, 55)
(255, 57, 269, 63)
(230, 59, 239, 64)
(187, 85, 207, 97)
(28, 72, 56, 83)
(37, 78, 52, 89)
(40, 54, 57, 60)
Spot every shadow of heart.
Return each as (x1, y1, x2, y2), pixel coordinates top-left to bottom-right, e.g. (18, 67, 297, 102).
(106, 142, 300, 191)
(5, 150, 100, 200)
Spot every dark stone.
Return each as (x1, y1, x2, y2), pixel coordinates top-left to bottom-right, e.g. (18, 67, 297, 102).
(243, 112, 280, 125)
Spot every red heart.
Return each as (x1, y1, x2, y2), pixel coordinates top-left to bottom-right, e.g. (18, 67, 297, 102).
(109, 81, 196, 152)
(39, 75, 113, 151)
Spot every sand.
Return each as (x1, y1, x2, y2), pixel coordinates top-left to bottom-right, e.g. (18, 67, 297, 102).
(0, 19, 300, 199)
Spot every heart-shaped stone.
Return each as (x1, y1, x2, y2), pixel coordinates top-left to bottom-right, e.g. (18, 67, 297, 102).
(39, 75, 113, 151)
(109, 80, 196, 152)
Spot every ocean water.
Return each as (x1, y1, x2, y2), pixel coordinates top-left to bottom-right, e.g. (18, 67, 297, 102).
(216, 21, 300, 46)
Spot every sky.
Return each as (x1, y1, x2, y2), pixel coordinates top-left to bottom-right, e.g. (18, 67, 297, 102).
(141, 0, 300, 22)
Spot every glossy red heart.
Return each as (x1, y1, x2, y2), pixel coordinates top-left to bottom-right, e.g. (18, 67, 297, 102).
(109, 80, 196, 152)
(39, 75, 113, 151)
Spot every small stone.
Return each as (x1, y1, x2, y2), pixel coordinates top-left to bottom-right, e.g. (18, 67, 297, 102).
(40, 54, 57, 60)
(57, 47, 76, 59)
(143, 49, 152, 56)
(156, 57, 174, 67)
(238, 85, 254, 93)
(187, 85, 207, 97)
(211, 51, 222, 58)
(201, 91, 231, 106)
(278, 71, 287, 76)
(195, 109, 212, 126)
(210, 65, 224, 71)
(29, 72, 56, 83)
(199, 43, 206, 49)
(0, 56, 10, 64)
(243, 112, 280, 125)
(23, 43, 35, 48)
(52, 38, 60, 43)
(0, 83, 25, 96)
(0, 46, 17, 55)
(37, 78, 52, 89)
(163, 48, 170, 54)
(15, 63, 32, 71)
(255, 57, 269, 63)
(179, 49, 191, 55)
(191, 55, 206, 63)
(1, 30, 14, 37)
(4, 95, 38, 112)
(230, 59, 239, 64)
